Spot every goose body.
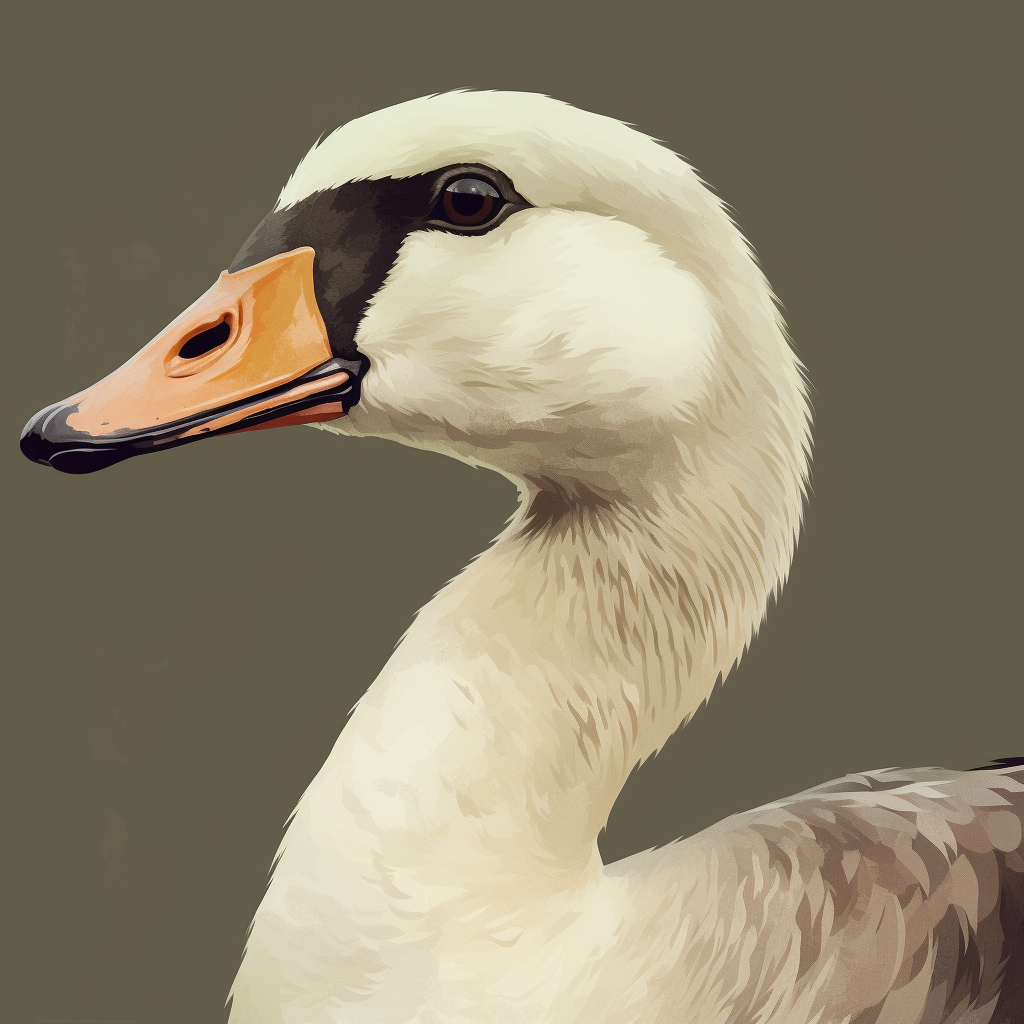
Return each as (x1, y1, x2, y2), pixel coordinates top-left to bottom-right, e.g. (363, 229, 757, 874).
(20, 92, 1023, 1023)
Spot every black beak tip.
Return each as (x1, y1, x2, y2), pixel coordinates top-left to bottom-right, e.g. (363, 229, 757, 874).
(20, 404, 131, 474)
(20, 408, 58, 467)
(48, 447, 131, 474)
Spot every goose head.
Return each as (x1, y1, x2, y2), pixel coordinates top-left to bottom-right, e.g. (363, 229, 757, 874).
(21, 91, 809, 619)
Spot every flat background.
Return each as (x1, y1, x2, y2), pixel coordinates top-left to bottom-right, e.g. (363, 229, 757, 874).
(2, 2, 1021, 1020)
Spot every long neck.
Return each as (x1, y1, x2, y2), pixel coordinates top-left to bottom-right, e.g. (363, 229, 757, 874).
(287, 440, 801, 931)
(228, 409, 808, 1022)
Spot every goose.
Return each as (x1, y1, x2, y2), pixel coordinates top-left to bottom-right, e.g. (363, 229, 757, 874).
(20, 91, 1023, 1024)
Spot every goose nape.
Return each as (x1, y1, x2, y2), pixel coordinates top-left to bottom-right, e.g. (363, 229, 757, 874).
(18, 91, 1024, 1024)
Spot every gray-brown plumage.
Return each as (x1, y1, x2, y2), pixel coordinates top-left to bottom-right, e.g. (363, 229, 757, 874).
(603, 762, 1024, 1024)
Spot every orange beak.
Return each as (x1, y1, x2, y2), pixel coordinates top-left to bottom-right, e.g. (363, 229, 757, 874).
(21, 247, 361, 473)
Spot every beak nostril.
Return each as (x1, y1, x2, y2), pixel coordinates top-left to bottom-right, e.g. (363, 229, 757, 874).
(179, 317, 232, 360)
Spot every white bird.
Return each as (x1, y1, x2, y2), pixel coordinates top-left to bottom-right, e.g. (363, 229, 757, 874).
(21, 91, 1023, 1024)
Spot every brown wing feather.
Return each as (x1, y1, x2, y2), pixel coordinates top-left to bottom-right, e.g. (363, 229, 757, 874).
(606, 763, 1023, 1024)
(760, 764, 1024, 1024)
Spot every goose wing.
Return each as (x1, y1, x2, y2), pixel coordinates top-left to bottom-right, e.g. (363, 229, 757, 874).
(599, 763, 1023, 1024)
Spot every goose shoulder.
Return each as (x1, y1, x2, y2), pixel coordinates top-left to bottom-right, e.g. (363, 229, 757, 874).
(600, 763, 1024, 1024)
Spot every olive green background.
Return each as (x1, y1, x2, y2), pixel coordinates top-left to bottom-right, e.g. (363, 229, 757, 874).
(3, 2, 1021, 1020)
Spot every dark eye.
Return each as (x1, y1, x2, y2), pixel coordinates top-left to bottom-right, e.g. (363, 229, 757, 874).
(434, 177, 505, 228)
